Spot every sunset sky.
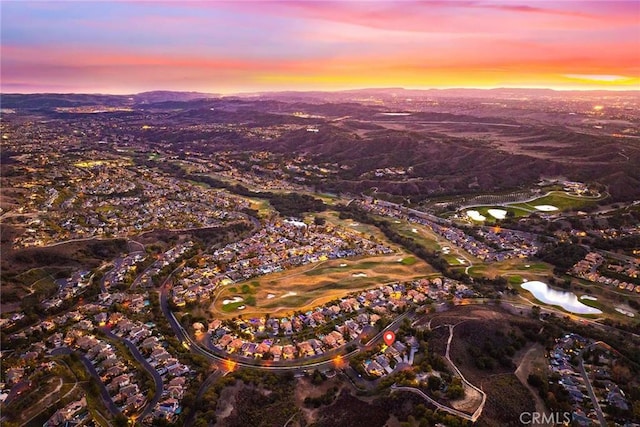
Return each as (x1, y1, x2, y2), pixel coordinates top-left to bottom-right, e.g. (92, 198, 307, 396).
(1, 1, 639, 93)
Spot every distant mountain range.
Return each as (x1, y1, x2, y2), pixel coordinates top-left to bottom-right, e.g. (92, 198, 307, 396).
(2, 88, 638, 109)
(0, 91, 219, 109)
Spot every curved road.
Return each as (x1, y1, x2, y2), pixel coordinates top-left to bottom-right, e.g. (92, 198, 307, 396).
(160, 283, 411, 372)
(184, 368, 225, 427)
(101, 328, 163, 420)
(50, 347, 121, 417)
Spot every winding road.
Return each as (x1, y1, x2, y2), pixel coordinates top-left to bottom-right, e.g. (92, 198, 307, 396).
(101, 328, 163, 420)
(50, 347, 121, 417)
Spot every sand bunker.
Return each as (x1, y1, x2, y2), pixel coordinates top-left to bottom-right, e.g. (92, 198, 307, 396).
(281, 291, 298, 298)
(580, 295, 598, 301)
(222, 296, 244, 305)
(267, 294, 276, 299)
(467, 210, 486, 221)
(352, 273, 368, 277)
(615, 307, 635, 317)
(487, 209, 507, 219)
(535, 205, 558, 211)
(339, 263, 347, 267)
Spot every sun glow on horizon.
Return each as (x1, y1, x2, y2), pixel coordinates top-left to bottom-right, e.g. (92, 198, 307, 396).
(1, 1, 638, 93)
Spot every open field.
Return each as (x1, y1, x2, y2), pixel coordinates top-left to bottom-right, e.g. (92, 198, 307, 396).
(246, 197, 275, 217)
(210, 253, 437, 319)
(423, 305, 540, 427)
(467, 259, 553, 281)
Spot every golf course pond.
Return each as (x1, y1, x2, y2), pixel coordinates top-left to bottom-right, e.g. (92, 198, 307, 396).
(521, 281, 602, 315)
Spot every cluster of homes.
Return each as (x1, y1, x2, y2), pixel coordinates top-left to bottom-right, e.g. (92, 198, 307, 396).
(2, 288, 191, 424)
(549, 334, 632, 426)
(105, 314, 192, 424)
(571, 252, 640, 294)
(171, 220, 392, 306)
(84, 168, 137, 195)
(135, 241, 195, 288)
(363, 336, 418, 377)
(97, 291, 150, 313)
(357, 200, 540, 262)
(211, 219, 392, 282)
(41, 270, 92, 311)
(420, 217, 540, 262)
(44, 396, 88, 426)
(206, 277, 469, 361)
(5, 310, 85, 345)
(69, 330, 147, 414)
(13, 165, 249, 247)
(102, 252, 147, 289)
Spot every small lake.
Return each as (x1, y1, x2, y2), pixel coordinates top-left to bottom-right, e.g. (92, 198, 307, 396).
(521, 281, 602, 315)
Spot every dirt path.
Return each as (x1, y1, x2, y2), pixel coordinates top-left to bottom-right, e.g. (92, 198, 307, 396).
(514, 343, 552, 424)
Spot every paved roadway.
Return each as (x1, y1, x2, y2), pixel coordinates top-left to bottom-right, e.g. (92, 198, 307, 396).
(101, 328, 163, 420)
(578, 342, 607, 427)
(159, 283, 411, 372)
(50, 347, 121, 417)
(183, 368, 226, 427)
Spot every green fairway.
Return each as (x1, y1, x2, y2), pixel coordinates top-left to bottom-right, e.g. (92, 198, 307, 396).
(462, 191, 606, 222)
(400, 256, 417, 265)
(511, 191, 602, 211)
(473, 205, 532, 218)
(210, 253, 436, 319)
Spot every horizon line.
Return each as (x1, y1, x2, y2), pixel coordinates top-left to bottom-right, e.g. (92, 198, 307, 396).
(3, 86, 640, 97)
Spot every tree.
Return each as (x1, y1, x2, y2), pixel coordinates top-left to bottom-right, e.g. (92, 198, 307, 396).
(527, 373, 544, 388)
(427, 375, 442, 391)
(531, 305, 541, 319)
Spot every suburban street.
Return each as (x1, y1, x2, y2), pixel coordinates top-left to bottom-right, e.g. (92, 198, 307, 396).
(50, 347, 121, 417)
(101, 328, 164, 420)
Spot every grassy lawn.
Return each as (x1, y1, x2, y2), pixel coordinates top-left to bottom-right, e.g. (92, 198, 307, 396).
(400, 256, 417, 265)
(511, 191, 601, 211)
(443, 254, 466, 265)
(468, 259, 553, 280)
(508, 275, 523, 285)
(246, 197, 276, 217)
(221, 301, 245, 312)
(321, 211, 393, 243)
(383, 218, 442, 251)
(382, 217, 484, 267)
